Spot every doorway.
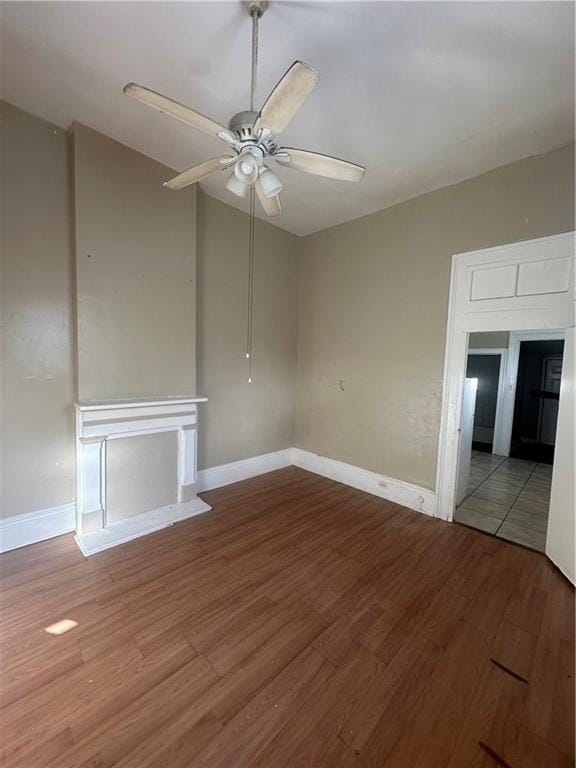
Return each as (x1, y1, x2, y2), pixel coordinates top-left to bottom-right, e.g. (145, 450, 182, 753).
(435, 231, 574, 583)
(465, 340, 508, 455)
(467, 354, 501, 453)
(454, 331, 563, 552)
(510, 339, 564, 463)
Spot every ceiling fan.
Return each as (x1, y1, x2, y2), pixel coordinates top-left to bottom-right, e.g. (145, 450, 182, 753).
(123, 0, 365, 217)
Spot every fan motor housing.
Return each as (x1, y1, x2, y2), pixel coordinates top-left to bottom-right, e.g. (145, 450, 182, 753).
(229, 110, 258, 141)
(229, 110, 277, 154)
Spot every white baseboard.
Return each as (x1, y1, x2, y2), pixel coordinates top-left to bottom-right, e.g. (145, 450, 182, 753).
(75, 497, 212, 556)
(0, 447, 436, 556)
(197, 448, 293, 492)
(291, 448, 436, 516)
(0, 503, 76, 553)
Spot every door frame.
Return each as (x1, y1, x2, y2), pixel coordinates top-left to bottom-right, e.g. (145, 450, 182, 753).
(538, 354, 563, 445)
(499, 329, 565, 456)
(435, 231, 574, 526)
(466, 348, 508, 455)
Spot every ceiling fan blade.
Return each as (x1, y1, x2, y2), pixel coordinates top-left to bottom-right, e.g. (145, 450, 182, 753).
(255, 179, 282, 216)
(253, 61, 319, 136)
(274, 148, 365, 182)
(124, 83, 237, 144)
(164, 156, 235, 191)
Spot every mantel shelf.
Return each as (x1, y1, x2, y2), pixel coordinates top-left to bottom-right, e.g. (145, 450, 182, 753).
(77, 396, 208, 412)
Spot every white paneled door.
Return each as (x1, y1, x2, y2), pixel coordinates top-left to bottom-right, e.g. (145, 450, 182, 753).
(547, 328, 575, 584)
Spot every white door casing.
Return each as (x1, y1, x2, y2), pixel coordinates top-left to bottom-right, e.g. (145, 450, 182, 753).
(435, 231, 574, 581)
(455, 378, 478, 506)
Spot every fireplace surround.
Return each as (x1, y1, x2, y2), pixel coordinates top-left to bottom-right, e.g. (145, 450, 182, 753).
(75, 396, 210, 555)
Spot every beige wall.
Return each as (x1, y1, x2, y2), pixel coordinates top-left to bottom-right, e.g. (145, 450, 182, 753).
(2, 99, 573, 522)
(1, 104, 300, 518)
(1, 102, 75, 518)
(73, 123, 197, 401)
(295, 144, 575, 490)
(197, 192, 299, 470)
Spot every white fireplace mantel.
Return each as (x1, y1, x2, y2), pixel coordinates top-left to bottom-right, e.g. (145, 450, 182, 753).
(75, 396, 211, 556)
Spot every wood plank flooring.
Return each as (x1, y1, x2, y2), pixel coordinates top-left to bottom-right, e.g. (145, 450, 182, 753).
(1, 467, 574, 767)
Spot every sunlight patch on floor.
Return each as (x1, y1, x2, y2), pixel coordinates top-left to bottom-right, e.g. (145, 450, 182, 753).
(44, 619, 78, 636)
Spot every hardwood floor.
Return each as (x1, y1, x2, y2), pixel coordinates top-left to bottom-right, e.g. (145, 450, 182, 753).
(1, 467, 574, 767)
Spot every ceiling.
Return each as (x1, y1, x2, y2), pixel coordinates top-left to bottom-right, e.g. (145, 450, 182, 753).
(1, 1, 574, 236)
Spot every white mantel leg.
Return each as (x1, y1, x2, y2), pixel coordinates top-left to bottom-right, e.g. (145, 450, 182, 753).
(178, 425, 198, 503)
(77, 436, 106, 535)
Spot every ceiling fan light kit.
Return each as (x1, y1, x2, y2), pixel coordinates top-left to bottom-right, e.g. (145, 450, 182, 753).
(234, 151, 261, 185)
(225, 173, 249, 198)
(258, 166, 284, 198)
(123, 0, 366, 217)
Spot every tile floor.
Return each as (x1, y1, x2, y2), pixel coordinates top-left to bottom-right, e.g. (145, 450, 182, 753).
(454, 451, 552, 552)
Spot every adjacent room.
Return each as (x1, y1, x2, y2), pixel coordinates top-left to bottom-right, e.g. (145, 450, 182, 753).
(455, 331, 565, 551)
(1, 2, 574, 766)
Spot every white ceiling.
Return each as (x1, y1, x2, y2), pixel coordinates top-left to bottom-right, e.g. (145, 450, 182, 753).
(1, 1, 574, 236)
